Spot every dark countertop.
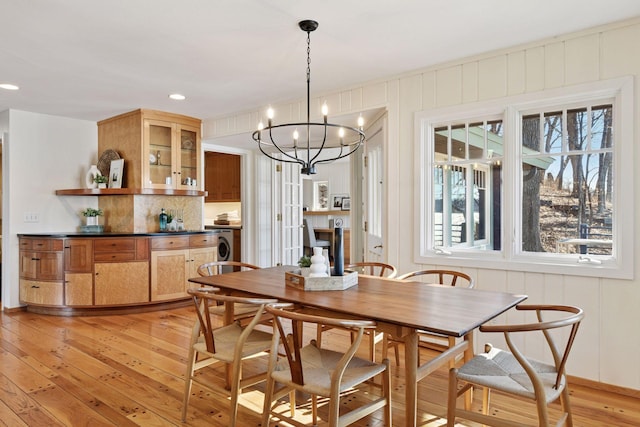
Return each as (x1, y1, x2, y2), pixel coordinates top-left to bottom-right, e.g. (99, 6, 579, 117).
(205, 225, 242, 230)
(18, 230, 217, 238)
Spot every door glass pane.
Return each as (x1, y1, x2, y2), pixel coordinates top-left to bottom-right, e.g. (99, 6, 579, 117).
(180, 129, 197, 185)
(148, 124, 172, 186)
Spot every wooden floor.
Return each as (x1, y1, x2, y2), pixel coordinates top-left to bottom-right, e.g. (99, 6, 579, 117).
(0, 305, 638, 426)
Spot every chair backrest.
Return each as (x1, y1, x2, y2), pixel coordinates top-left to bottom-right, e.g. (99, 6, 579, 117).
(265, 305, 377, 386)
(188, 287, 278, 354)
(346, 262, 398, 278)
(197, 261, 260, 276)
(397, 269, 474, 288)
(302, 218, 318, 248)
(480, 304, 584, 390)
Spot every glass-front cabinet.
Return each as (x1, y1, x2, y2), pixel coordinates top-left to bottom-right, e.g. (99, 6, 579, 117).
(144, 119, 200, 190)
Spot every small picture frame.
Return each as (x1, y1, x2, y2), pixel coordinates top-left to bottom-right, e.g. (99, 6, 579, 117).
(332, 193, 348, 209)
(109, 159, 124, 189)
(341, 197, 351, 211)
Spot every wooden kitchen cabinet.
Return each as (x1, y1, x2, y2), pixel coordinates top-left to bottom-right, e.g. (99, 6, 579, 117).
(18, 232, 215, 314)
(150, 235, 217, 301)
(64, 239, 94, 306)
(97, 109, 202, 191)
(205, 151, 241, 202)
(19, 238, 64, 305)
(94, 237, 150, 305)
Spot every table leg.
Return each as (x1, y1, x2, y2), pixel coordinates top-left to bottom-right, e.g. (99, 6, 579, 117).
(463, 332, 474, 410)
(404, 330, 419, 427)
(224, 301, 235, 389)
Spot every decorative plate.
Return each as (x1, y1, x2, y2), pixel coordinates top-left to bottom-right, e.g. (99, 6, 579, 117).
(149, 153, 157, 164)
(97, 149, 121, 177)
(181, 139, 194, 149)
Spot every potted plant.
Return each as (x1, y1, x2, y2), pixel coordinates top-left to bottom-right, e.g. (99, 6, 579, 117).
(298, 255, 311, 276)
(82, 207, 103, 226)
(94, 174, 108, 188)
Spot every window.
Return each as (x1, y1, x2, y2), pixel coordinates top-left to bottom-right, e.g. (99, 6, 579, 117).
(415, 78, 633, 279)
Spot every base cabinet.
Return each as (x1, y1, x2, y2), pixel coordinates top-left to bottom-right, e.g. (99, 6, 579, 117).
(95, 262, 149, 305)
(150, 235, 217, 301)
(18, 232, 216, 313)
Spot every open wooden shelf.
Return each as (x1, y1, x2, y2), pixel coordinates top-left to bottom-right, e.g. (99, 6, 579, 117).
(55, 188, 207, 197)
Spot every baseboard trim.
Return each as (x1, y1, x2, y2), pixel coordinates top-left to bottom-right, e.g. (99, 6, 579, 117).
(568, 375, 640, 399)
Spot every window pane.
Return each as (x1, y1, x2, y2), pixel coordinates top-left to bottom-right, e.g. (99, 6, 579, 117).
(431, 119, 502, 250)
(544, 111, 563, 154)
(521, 104, 614, 255)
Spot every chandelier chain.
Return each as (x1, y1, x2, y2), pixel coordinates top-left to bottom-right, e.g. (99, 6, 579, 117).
(306, 31, 311, 84)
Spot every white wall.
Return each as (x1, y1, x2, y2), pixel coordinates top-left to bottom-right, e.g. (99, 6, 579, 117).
(203, 18, 640, 390)
(2, 110, 97, 308)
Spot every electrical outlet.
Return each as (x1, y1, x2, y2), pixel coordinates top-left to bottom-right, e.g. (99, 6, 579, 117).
(23, 212, 40, 223)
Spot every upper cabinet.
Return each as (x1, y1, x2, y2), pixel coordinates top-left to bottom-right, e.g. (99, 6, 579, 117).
(98, 109, 202, 191)
(205, 152, 241, 202)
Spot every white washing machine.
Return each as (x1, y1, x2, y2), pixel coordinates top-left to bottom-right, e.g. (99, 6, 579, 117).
(217, 229, 235, 273)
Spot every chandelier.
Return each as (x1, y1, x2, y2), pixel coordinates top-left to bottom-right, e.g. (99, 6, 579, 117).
(253, 20, 365, 175)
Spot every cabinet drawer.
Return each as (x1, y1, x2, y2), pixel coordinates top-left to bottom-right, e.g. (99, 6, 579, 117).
(94, 238, 136, 252)
(189, 234, 218, 248)
(94, 252, 136, 262)
(20, 279, 64, 305)
(19, 238, 63, 251)
(151, 236, 190, 250)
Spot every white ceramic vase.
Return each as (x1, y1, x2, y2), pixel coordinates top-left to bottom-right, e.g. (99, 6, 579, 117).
(86, 216, 99, 226)
(85, 164, 100, 189)
(309, 247, 328, 278)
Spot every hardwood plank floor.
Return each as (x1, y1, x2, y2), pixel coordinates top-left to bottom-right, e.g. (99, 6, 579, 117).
(0, 305, 637, 426)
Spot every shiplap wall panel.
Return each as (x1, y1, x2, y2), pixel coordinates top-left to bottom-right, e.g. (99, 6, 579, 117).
(436, 65, 463, 107)
(507, 51, 526, 95)
(525, 46, 546, 92)
(478, 55, 508, 100)
(600, 279, 639, 386)
(564, 275, 600, 380)
(362, 81, 387, 108)
(421, 70, 436, 110)
(462, 61, 478, 103)
(544, 41, 565, 88)
(565, 33, 601, 85)
(601, 24, 640, 78)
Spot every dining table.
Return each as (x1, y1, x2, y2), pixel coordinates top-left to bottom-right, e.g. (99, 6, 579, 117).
(188, 265, 527, 427)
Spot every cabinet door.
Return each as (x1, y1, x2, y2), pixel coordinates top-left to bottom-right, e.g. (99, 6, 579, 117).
(151, 249, 189, 301)
(144, 119, 175, 189)
(95, 262, 150, 305)
(65, 273, 94, 306)
(188, 247, 216, 285)
(19, 251, 38, 279)
(177, 124, 200, 190)
(205, 152, 241, 202)
(64, 239, 93, 272)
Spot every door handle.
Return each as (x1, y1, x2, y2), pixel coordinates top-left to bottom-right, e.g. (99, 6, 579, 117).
(374, 245, 383, 249)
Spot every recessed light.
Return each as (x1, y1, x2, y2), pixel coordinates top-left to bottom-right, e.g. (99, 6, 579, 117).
(169, 93, 186, 100)
(0, 83, 19, 90)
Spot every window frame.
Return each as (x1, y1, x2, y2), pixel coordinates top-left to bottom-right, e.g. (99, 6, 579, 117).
(414, 77, 634, 279)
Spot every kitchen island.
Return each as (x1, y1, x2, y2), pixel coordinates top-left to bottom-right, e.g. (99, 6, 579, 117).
(18, 231, 218, 316)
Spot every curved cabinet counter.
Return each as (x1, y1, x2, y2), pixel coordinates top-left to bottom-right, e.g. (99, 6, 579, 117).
(18, 231, 218, 316)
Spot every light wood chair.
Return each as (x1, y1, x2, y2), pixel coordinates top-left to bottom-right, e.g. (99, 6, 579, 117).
(447, 304, 584, 427)
(383, 269, 474, 366)
(316, 261, 398, 362)
(262, 305, 392, 427)
(181, 287, 278, 426)
(197, 261, 262, 321)
(346, 261, 398, 278)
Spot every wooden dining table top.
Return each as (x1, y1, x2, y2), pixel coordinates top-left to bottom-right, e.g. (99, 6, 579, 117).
(188, 265, 526, 338)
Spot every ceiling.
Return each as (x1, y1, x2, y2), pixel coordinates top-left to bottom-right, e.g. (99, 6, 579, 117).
(2, 0, 640, 130)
